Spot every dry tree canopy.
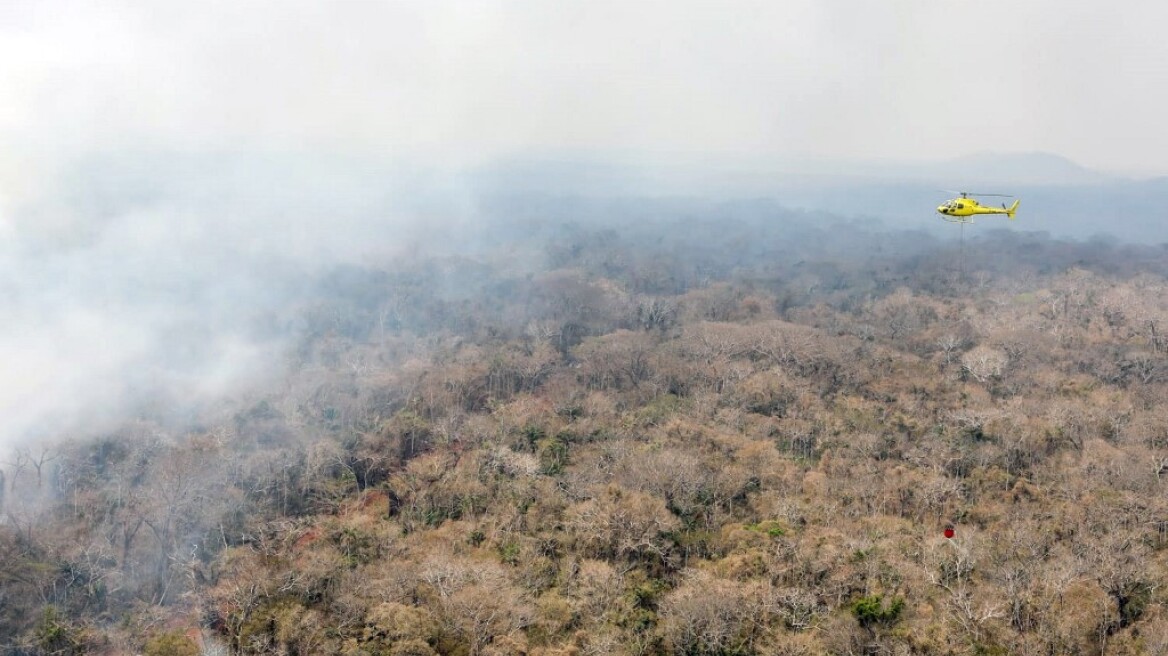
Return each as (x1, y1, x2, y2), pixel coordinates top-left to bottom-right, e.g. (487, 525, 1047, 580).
(4, 210, 1168, 656)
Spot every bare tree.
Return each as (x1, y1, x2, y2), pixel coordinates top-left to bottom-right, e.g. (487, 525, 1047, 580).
(960, 345, 1009, 383)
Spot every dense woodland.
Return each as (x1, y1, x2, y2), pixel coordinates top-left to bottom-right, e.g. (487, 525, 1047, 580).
(4, 205, 1168, 655)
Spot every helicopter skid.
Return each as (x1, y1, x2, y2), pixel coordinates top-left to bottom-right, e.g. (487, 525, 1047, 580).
(941, 216, 975, 224)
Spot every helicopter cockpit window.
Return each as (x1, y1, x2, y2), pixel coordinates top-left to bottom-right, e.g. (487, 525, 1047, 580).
(956, 203, 964, 209)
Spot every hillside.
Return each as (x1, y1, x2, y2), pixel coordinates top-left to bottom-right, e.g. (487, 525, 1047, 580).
(3, 210, 1168, 655)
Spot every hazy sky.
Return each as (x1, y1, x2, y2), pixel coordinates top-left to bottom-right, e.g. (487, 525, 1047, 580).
(2, 0, 1167, 176)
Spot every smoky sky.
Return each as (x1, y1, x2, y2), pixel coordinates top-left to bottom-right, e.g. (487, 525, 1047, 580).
(2, 0, 1167, 175)
(1, 1, 1166, 447)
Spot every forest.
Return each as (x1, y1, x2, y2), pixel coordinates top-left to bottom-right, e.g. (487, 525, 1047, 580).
(3, 204, 1168, 656)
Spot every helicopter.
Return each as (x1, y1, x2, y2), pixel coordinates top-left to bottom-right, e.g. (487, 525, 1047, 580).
(936, 191, 1019, 224)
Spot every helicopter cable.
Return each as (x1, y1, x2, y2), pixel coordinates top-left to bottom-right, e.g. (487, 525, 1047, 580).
(959, 221, 965, 281)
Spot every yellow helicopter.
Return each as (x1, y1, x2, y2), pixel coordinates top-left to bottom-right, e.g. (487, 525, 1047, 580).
(936, 192, 1019, 224)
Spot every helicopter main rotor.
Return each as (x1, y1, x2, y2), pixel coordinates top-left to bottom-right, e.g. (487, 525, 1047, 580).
(941, 190, 1014, 199)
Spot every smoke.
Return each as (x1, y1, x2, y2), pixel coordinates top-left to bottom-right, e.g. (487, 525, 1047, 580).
(0, 150, 490, 448)
(4, 1, 1167, 171)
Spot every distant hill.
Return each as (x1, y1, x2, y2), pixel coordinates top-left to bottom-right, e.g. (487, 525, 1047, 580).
(922, 151, 1113, 187)
(760, 151, 1111, 188)
(770, 170, 1168, 245)
(43, 150, 1168, 247)
(466, 152, 1167, 244)
(469, 150, 1120, 194)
